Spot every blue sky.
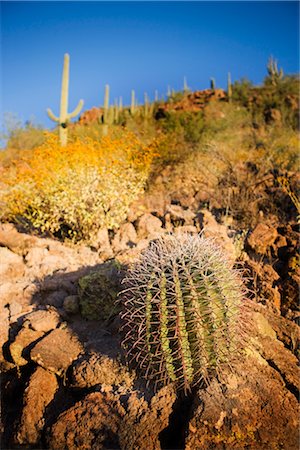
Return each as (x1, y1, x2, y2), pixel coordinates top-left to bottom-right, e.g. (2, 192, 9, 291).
(1, 1, 299, 133)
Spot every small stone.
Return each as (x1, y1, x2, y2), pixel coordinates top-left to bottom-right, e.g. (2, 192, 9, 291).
(10, 328, 45, 366)
(166, 204, 195, 226)
(16, 366, 58, 445)
(43, 290, 68, 308)
(23, 309, 60, 333)
(94, 228, 113, 259)
(112, 223, 137, 253)
(63, 295, 79, 314)
(247, 223, 278, 255)
(30, 328, 83, 376)
(136, 213, 163, 239)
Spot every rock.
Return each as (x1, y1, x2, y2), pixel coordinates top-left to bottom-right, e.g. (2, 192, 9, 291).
(71, 353, 134, 389)
(10, 328, 45, 366)
(136, 213, 163, 239)
(48, 392, 124, 450)
(94, 228, 113, 259)
(16, 367, 58, 445)
(78, 106, 103, 125)
(264, 107, 282, 124)
(200, 210, 236, 263)
(246, 259, 281, 311)
(30, 328, 83, 376)
(165, 204, 195, 226)
(185, 302, 300, 450)
(0, 247, 26, 280)
(63, 295, 80, 314)
(119, 385, 176, 450)
(0, 307, 10, 363)
(25, 246, 49, 268)
(112, 223, 137, 253)
(173, 225, 198, 235)
(8, 301, 23, 319)
(23, 308, 60, 333)
(42, 290, 68, 308)
(78, 261, 122, 321)
(0, 222, 38, 256)
(185, 355, 299, 450)
(247, 223, 278, 255)
(48, 386, 176, 450)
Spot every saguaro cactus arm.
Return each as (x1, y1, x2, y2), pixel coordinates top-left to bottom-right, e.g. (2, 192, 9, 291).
(47, 108, 60, 122)
(68, 99, 84, 119)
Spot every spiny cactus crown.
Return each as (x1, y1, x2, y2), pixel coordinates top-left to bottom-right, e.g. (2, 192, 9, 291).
(121, 234, 246, 394)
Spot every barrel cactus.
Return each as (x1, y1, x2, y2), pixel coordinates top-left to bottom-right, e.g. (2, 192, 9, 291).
(120, 234, 246, 393)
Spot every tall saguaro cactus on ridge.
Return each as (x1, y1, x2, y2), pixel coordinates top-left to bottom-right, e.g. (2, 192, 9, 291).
(47, 53, 84, 146)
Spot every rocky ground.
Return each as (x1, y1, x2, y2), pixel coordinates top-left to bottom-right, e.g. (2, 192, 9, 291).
(0, 179, 299, 449)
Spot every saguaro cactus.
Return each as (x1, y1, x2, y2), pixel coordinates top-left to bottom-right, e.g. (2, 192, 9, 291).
(267, 56, 284, 85)
(183, 76, 189, 93)
(210, 78, 216, 91)
(130, 90, 135, 116)
(121, 234, 246, 394)
(227, 72, 232, 102)
(102, 84, 110, 135)
(47, 53, 83, 146)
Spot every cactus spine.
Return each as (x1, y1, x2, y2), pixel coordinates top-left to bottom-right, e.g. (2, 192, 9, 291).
(121, 234, 245, 394)
(227, 72, 232, 102)
(47, 53, 83, 146)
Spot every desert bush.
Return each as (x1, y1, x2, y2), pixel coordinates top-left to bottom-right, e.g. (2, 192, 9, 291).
(0, 132, 157, 241)
(160, 111, 205, 143)
(4, 117, 46, 151)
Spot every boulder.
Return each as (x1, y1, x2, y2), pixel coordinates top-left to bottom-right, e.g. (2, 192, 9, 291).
(48, 385, 176, 450)
(10, 328, 45, 366)
(48, 392, 124, 450)
(71, 353, 134, 390)
(30, 328, 83, 376)
(16, 367, 58, 445)
(23, 308, 60, 333)
(185, 302, 300, 450)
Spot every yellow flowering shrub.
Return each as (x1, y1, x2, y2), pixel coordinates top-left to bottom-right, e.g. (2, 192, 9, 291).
(0, 132, 157, 241)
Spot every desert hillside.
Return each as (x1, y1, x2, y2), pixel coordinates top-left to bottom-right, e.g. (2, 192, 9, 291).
(1, 68, 299, 449)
